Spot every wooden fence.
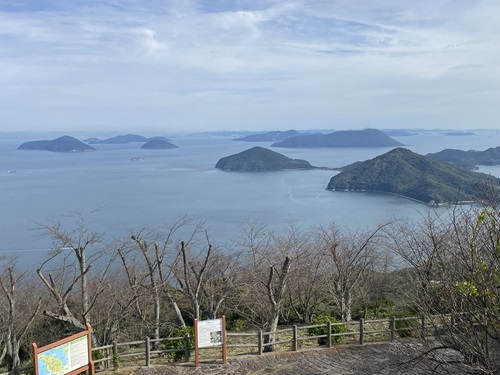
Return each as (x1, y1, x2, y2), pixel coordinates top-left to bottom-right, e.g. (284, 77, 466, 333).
(1, 315, 431, 374)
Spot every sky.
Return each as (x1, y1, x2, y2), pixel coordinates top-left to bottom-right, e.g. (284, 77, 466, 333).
(1, 0, 499, 134)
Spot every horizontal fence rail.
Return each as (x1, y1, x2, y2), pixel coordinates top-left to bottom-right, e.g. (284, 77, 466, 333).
(1, 314, 450, 374)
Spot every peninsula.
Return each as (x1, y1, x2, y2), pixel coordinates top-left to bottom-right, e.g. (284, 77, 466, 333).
(326, 147, 499, 205)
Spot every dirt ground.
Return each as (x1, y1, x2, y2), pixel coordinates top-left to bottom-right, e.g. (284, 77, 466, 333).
(106, 340, 471, 375)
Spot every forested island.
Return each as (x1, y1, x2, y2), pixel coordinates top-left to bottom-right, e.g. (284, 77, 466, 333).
(84, 134, 172, 144)
(427, 146, 500, 170)
(233, 130, 302, 142)
(271, 129, 404, 148)
(215, 146, 314, 171)
(327, 147, 499, 205)
(141, 140, 178, 149)
(17, 135, 95, 152)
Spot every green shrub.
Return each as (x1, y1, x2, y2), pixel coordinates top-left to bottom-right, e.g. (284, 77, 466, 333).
(226, 317, 249, 332)
(394, 313, 420, 337)
(161, 326, 194, 361)
(307, 314, 346, 345)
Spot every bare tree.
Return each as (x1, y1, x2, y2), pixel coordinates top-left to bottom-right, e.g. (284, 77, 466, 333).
(35, 212, 113, 343)
(0, 258, 41, 370)
(285, 240, 330, 324)
(117, 219, 193, 338)
(236, 223, 311, 351)
(386, 201, 500, 374)
(171, 237, 239, 320)
(315, 222, 389, 322)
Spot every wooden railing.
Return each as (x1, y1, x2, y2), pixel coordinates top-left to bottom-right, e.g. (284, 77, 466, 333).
(0, 315, 429, 374)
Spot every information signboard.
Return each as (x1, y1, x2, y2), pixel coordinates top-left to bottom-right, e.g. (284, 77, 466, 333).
(33, 323, 94, 375)
(194, 316, 227, 367)
(197, 318, 223, 348)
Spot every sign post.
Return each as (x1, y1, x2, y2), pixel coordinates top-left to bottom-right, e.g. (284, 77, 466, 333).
(194, 316, 227, 368)
(32, 323, 94, 375)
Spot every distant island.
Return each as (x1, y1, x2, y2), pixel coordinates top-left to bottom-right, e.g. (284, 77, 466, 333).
(271, 129, 404, 148)
(141, 140, 178, 150)
(18, 136, 95, 152)
(215, 146, 314, 171)
(233, 130, 303, 142)
(382, 130, 416, 137)
(326, 147, 499, 205)
(427, 147, 500, 170)
(443, 131, 476, 136)
(85, 134, 172, 144)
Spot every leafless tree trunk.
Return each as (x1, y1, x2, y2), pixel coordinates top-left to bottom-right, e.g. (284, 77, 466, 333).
(35, 212, 112, 344)
(264, 255, 291, 350)
(315, 222, 389, 322)
(235, 222, 311, 351)
(172, 233, 239, 321)
(117, 218, 213, 335)
(285, 240, 329, 324)
(0, 260, 41, 371)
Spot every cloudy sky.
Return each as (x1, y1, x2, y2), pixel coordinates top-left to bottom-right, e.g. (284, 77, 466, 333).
(1, 0, 499, 134)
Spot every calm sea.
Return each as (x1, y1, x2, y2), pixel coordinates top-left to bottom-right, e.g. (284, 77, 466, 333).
(2, 130, 500, 266)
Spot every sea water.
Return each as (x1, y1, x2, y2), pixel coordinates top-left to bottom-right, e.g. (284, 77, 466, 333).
(1, 130, 500, 267)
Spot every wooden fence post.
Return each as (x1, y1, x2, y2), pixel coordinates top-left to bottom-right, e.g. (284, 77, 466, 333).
(258, 331, 263, 355)
(145, 337, 151, 367)
(327, 321, 332, 348)
(293, 325, 298, 351)
(390, 317, 396, 341)
(184, 335, 190, 361)
(112, 341, 119, 369)
(359, 319, 364, 345)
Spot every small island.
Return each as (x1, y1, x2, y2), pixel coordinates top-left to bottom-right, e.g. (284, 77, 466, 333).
(326, 147, 499, 205)
(215, 147, 314, 172)
(141, 140, 178, 150)
(84, 134, 148, 144)
(233, 130, 303, 142)
(271, 129, 404, 148)
(18, 136, 95, 152)
(443, 131, 476, 136)
(84, 134, 172, 144)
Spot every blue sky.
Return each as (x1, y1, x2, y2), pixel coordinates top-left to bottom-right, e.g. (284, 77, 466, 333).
(1, 0, 499, 134)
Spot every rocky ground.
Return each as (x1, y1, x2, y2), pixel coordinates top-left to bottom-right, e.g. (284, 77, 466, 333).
(105, 340, 472, 375)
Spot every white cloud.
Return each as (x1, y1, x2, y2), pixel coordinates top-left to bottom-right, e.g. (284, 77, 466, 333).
(0, 0, 499, 132)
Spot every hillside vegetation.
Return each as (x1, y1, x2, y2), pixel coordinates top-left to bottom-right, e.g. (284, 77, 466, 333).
(327, 147, 500, 204)
(141, 140, 178, 149)
(233, 130, 302, 142)
(427, 146, 500, 170)
(271, 129, 403, 148)
(215, 146, 314, 171)
(17, 135, 95, 152)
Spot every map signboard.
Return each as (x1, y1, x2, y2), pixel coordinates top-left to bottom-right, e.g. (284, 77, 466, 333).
(33, 323, 94, 375)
